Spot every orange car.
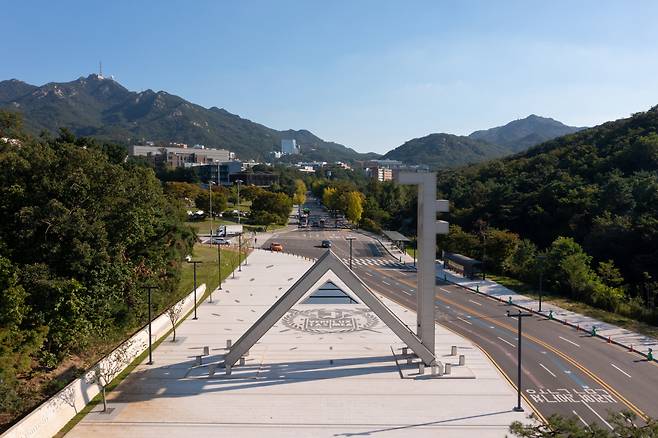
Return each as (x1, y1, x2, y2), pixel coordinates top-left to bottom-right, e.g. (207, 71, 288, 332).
(270, 242, 284, 252)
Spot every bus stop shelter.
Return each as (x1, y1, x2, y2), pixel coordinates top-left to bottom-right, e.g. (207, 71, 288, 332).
(382, 230, 411, 252)
(442, 251, 483, 280)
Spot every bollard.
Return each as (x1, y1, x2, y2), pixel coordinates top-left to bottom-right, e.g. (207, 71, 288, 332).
(648, 348, 654, 361)
(576, 324, 580, 331)
(607, 336, 611, 344)
(630, 344, 634, 352)
(548, 310, 554, 320)
(459, 355, 465, 366)
(225, 364, 232, 375)
(239, 357, 246, 366)
(203, 346, 210, 356)
(226, 339, 232, 349)
(431, 364, 440, 376)
(418, 363, 425, 374)
(591, 326, 597, 337)
(196, 355, 202, 366)
(407, 357, 414, 365)
(402, 347, 408, 355)
(451, 346, 457, 356)
(476, 284, 479, 293)
(508, 296, 513, 305)
(444, 363, 452, 375)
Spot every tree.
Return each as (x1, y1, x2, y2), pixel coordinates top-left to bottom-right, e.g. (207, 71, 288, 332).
(87, 340, 135, 412)
(251, 190, 292, 224)
(167, 300, 184, 342)
(509, 411, 658, 437)
(323, 187, 339, 212)
(344, 191, 364, 223)
(195, 189, 228, 215)
(292, 179, 307, 205)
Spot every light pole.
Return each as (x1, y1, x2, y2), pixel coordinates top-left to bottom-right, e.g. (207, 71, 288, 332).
(186, 257, 202, 320)
(208, 180, 214, 236)
(507, 309, 532, 412)
(238, 233, 242, 272)
(346, 236, 356, 270)
(235, 179, 243, 224)
(413, 238, 416, 268)
(216, 239, 222, 295)
(143, 285, 158, 365)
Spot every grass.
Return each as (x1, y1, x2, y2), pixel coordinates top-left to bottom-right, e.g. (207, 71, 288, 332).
(487, 273, 658, 339)
(55, 243, 246, 437)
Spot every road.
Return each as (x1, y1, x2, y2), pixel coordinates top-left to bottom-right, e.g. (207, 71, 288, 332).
(262, 201, 658, 429)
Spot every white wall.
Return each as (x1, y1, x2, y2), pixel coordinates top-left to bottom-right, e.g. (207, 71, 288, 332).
(2, 284, 206, 438)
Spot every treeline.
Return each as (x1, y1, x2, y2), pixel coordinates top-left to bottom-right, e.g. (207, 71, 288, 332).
(436, 106, 658, 319)
(0, 113, 194, 426)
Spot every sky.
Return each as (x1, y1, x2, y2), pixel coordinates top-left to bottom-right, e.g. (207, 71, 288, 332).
(3, 0, 658, 153)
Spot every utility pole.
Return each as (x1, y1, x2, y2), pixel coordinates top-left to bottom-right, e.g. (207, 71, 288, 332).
(235, 179, 243, 224)
(507, 309, 532, 412)
(209, 181, 214, 236)
(143, 285, 158, 365)
(186, 259, 203, 320)
(346, 236, 356, 269)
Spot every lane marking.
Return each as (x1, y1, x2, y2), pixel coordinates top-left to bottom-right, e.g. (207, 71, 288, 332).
(582, 402, 613, 430)
(439, 287, 452, 294)
(364, 272, 373, 277)
(468, 299, 482, 306)
(572, 410, 589, 427)
(382, 280, 391, 286)
(497, 336, 516, 348)
(611, 363, 631, 378)
(539, 363, 556, 378)
(456, 317, 473, 325)
(559, 336, 580, 347)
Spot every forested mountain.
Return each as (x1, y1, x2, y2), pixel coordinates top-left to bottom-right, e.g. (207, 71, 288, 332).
(437, 105, 658, 285)
(469, 114, 584, 152)
(0, 75, 376, 161)
(382, 133, 510, 168)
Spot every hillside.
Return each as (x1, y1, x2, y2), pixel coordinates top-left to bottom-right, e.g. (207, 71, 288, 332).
(382, 133, 510, 169)
(437, 105, 658, 284)
(0, 75, 376, 162)
(469, 114, 584, 152)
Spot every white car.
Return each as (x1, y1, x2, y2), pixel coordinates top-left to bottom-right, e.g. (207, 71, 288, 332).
(211, 237, 232, 245)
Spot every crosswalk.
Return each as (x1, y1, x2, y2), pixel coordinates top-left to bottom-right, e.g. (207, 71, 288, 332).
(341, 257, 416, 270)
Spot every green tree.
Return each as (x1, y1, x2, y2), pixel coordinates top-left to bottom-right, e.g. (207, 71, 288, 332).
(510, 411, 658, 437)
(292, 179, 307, 205)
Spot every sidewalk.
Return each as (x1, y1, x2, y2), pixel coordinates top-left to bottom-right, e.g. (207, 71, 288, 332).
(436, 263, 658, 358)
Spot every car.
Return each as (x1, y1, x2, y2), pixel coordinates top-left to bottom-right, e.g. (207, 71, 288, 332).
(270, 242, 284, 252)
(321, 240, 332, 248)
(311, 221, 319, 227)
(211, 237, 232, 245)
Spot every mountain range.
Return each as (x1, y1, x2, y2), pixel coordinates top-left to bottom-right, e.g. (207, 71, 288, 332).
(0, 75, 377, 162)
(0, 74, 582, 167)
(383, 115, 584, 168)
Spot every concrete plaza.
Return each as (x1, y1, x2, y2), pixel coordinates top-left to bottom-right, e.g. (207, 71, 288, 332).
(66, 249, 531, 437)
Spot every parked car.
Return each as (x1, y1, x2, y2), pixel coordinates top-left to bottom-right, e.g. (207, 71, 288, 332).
(211, 237, 232, 245)
(270, 242, 284, 252)
(321, 240, 332, 248)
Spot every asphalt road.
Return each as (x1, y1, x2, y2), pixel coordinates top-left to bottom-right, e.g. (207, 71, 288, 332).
(263, 206, 658, 429)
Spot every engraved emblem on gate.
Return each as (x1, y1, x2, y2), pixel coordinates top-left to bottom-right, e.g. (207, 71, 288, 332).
(282, 308, 379, 334)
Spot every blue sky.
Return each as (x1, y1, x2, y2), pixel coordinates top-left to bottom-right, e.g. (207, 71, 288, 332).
(3, 1, 658, 153)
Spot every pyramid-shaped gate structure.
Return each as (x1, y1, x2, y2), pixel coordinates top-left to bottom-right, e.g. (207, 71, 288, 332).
(224, 250, 436, 367)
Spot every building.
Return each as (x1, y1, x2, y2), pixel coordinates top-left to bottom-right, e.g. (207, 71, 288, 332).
(361, 159, 428, 181)
(195, 161, 243, 185)
(281, 139, 300, 155)
(365, 167, 393, 182)
(230, 171, 279, 187)
(129, 145, 232, 167)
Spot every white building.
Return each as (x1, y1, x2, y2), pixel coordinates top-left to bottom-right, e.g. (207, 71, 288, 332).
(281, 139, 300, 155)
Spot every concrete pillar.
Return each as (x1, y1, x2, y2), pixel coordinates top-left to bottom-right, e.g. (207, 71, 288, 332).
(402, 347, 408, 355)
(226, 339, 232, 349)
(239, 357, 246, 366)
(418, 363, 425, 374)
(196, 355, 202, 366)
(444, 363, 452, 375)
(459, 355, 465, 366)
(451, 345, 457, 356)
(407, 357, 414, 365)
(203, 346, 210, 356)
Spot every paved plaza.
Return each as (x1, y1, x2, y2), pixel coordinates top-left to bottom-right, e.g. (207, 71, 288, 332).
(66, 249, 530, 437)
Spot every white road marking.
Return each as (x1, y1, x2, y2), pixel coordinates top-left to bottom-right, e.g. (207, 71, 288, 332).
(468, 299, 482, 306)
(456, 317, 473, 325)
(559, 336, 580, 347)
(582, 402, 613, 430)
(539, 363, 556, 377)
(572, 410, 589, 427)
(382, 280, 391, 286)
(439, 287, 452, 294)
(497, 337, 516, 348)
(364, 272, 373, 277)
(610, 363, 631, 378)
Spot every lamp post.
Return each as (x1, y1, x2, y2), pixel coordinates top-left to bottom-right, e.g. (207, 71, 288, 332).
(507, 309, 532, 412)
(143, 285, 158, 365)
(208, 180, 214, 236)
(216, 239, 222, 295)
(413, 238, 416, 268)
(235, 179, 243, 224)
(346, 236, 356, 269)
(238, 233, 242, 272)
(186, 257, 202, 320)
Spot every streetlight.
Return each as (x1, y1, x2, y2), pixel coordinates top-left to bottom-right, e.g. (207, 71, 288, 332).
(507, 309, 532, 412)
(208, 180, 216, 237)
(186, 256, 203, 320)
(235, 179, 243, 224)
(238, 233, 242, 272)
(346, 236, 356, 269)
(143, 285, 158, 365)
(413, 238, 416, 268)
(216, 239, 222, 295)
